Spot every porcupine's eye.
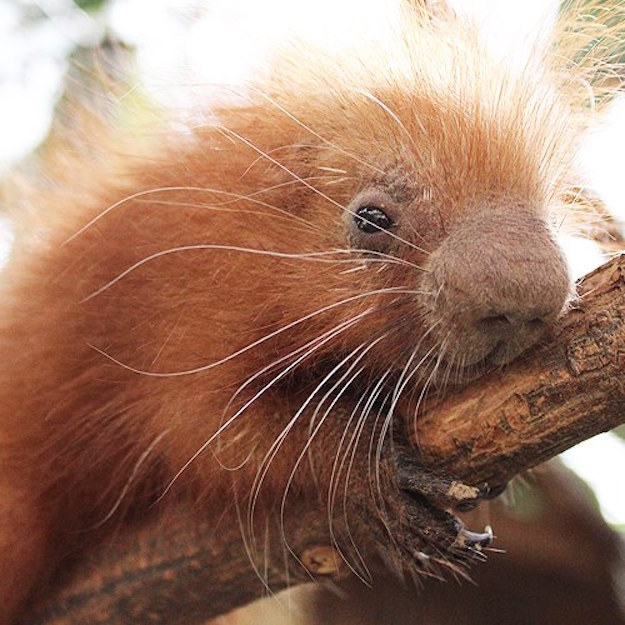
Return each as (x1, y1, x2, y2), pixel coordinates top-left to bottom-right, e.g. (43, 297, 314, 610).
(354, 205, 394, 233)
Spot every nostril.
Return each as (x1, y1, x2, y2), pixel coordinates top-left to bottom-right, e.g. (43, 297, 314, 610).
(480, 314, 510, 328)
(478, 313, 547, 332)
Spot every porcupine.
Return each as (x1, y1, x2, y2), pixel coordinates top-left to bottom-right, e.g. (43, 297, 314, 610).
(5, 0, 610, 621)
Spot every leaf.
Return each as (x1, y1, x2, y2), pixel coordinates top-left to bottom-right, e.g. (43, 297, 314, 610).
(72, 0, 109, 11)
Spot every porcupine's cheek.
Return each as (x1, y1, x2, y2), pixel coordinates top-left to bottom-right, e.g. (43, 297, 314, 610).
(420, 205, 573, 374)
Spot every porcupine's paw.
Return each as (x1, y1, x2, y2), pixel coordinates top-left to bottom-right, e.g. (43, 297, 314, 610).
(393, 448, 507, 513)
(365, 446, 500, 575)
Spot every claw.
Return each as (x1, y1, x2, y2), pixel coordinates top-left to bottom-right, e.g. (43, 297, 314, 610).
(458, 525, 494, 549)
(455, 482, 508, 510)
(415, 550, 431, 564)
(484, 482, 508, 500)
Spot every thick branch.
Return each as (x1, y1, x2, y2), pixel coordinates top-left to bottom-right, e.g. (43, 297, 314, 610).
(21, 508, 329, 625)
(22, 255, 625, 625)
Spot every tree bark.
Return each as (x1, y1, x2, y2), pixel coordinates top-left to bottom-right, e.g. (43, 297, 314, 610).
(21, 255, 625, 625)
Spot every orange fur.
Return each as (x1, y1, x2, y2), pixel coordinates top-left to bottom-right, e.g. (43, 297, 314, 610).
(0, 1, 622, 621)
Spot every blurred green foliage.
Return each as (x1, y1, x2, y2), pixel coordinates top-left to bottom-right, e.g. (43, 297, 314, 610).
(72, 0, 109, 11)
(614, 424, 625, 441)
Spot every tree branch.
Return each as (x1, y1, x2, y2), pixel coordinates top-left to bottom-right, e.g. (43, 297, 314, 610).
(21, 255, 625, 625)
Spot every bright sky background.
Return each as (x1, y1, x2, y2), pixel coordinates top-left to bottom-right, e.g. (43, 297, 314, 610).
(1, 0, 625, 527)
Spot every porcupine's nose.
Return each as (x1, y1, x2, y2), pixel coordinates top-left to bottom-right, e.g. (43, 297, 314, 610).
(427, 207, 572, 366)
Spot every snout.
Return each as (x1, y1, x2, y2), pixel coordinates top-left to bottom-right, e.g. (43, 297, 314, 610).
(424, 207, 572, 368)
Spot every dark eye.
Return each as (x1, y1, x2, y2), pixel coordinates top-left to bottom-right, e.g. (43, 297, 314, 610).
(354, 205, 393, 234)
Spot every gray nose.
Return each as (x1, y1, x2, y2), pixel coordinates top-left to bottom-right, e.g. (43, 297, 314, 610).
(428, 207, 571, 365)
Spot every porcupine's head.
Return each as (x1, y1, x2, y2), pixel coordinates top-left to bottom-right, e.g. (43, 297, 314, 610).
(236, 0, 583, 398)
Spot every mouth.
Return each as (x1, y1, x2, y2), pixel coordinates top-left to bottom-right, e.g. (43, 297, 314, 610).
(431, 342, 507, 388)
(441, 338, 535, 387)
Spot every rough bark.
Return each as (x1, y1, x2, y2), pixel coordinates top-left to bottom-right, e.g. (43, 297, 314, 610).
(21, 255, 625, 624)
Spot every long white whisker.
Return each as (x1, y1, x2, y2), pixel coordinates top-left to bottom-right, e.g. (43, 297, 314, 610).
(64, 185, 317, 244)
(247, 330, 378, 554)
(81, 245, 345, 302)
(85, 246, 428, 303)
(374, 340, 439, 504)
(366, 340, 425, 517)
(238, 143, 353, 181)
(363, 369, 395, 506)
(340, 391, 385, 581)
(280, 334, 390, 583)
(241, 85, 386, 176)
(410, 332, 452, 437)
(391, 343, 422, 405)
(157, 309, 374, 502)
(326, 385, 373, 582)
(132, 197, 320, 233)
(231, 477, 274, 595)
(386, 319, 442, 420)
(355, 88, 423, 160)
(87, 286, 415, 377)
(330, 363, 399, 581)
(129, 177, 341, 233)
(216, 302, 395, 453)
(214, 124, 429, 255)
(89, 429, 169, 529)
(284, 363, 371, 583)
